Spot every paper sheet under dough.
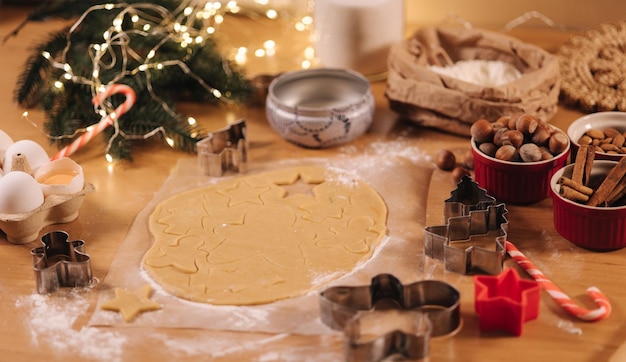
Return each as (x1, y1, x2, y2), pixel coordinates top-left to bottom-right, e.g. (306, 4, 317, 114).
(89, 154, 433, 335)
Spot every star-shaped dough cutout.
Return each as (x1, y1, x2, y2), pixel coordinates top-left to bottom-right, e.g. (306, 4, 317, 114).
(474, 268, 540, 336)
(217, 180, 271, 207)
(143, 236, 208, 274)
(100, 284, 161, 322)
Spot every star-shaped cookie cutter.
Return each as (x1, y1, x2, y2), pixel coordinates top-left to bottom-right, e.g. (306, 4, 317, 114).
(197, 118, 248, 177)
(30, 230, 93, 294)
(424, 176, 508, 275)
(319, 274, 461, 361)
(474, 268, 540, 336)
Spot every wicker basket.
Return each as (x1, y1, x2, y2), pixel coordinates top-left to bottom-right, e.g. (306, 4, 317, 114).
(386, 26, 560, 136)
(558, 21, 626, 112)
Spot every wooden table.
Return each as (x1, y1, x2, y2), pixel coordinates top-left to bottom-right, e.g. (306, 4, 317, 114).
(0, 6, 624, 362)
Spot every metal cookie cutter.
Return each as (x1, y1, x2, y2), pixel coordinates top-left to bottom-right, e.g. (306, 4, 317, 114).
(197, 118, 248, 177)
(424, 176, 508, 275)
(320, 274, 461, 361)
(30, 230, 93, 294)
(344, 309, 432, 362)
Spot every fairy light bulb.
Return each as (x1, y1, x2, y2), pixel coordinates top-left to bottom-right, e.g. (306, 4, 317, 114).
(266, 9, 277, 19)
(113, 17, 123, 31)
(166, 137, 175, 147)
(105, 153, 114, 163)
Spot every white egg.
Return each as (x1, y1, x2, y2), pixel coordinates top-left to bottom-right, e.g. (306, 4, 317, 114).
(0, 130, 14, 169)
(35, 157, 85, 196)
(3, 140, 49, 174)
(0, 171, 45, 214)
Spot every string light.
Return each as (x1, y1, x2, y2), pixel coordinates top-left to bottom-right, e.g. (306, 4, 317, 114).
(36, 0, 314, 161)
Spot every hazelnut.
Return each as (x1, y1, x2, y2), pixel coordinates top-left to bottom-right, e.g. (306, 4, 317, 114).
(500, 130, 524, 148)
(530, 124, 551, 145)
(478, 142, 497, 157)
(435, 149, 456, 171)
(539, 146, 554, 160)
(519, 143, 543, 162)
(493, 127, 508, 147)
(451, 166, 471, 184)
(507, 112, 523, 130)
(548, 132, 569, 155)
(470, 119, 494, 143)
(495, 144, 519, 161)
(493, 116, 510, 128)
(515, 114, 538, 135)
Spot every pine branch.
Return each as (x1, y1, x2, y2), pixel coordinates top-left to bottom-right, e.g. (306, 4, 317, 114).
(14, 29, 68, 107)
(12, 1, 254, 161)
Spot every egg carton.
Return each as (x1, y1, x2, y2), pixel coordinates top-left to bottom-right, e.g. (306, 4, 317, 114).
(0, 183, 94, 244)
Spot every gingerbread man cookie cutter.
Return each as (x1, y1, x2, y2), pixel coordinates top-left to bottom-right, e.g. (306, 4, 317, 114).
(197, 118, 248, 177)
(30, 230, 93, 294)
(424, 176, 508, 275)
(319, 274, 461, 361)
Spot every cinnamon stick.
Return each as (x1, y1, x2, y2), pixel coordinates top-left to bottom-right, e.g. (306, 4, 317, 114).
(605, 174, 626, 206)
(559, 185, 590, 203)
(586, 157, 626, 206)
(583, 144, 596, 186)
(558, 176, 594, 196)
(571, 143, 589, 185)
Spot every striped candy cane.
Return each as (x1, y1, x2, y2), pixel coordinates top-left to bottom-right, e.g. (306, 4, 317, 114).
(506, 240, 611, 322)
(51, 84, 136, 160)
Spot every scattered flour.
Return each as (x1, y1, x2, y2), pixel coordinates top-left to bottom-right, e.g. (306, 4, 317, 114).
(556, 319, 583, 335)
(338, 139, 431, 166)
(15, 292, 127, 362)
(430, 59, 522, 87)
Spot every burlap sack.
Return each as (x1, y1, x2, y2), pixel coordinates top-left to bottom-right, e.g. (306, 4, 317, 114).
(386, 26, 560, 136)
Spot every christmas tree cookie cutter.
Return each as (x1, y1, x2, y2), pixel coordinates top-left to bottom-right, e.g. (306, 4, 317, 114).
(319, 274, 461, 361)
(197, 118, 248, 177)
(424, 176, 508, 275)
(30, 230, 93, 294)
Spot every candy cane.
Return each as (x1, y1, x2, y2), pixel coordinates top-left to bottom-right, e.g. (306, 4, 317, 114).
(505, 240, 611, 322)
(51, 84, 136, 160)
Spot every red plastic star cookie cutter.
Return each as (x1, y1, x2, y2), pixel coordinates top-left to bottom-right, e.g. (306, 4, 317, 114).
(473, 268, 540, 336)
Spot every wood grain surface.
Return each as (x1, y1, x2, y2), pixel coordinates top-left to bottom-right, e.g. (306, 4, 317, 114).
(0, 6, 623, 362)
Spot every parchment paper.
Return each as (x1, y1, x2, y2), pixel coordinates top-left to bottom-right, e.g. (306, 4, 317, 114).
(89, 152, 433, 335)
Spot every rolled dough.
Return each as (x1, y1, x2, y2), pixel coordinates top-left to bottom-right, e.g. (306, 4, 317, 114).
(142, 166, 388, 305)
